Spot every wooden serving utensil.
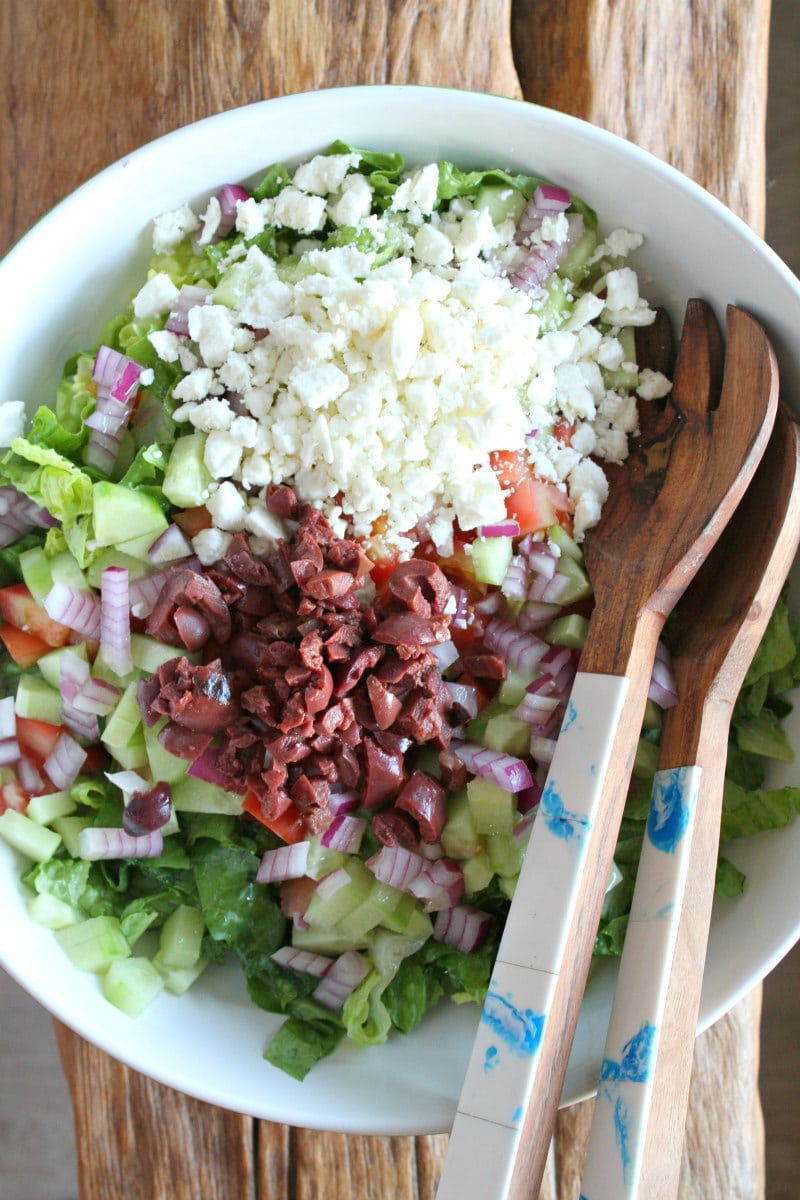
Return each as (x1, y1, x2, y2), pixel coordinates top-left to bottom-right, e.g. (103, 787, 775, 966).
(577, 406, 800, 1200)
(435, 301, 779, 1200)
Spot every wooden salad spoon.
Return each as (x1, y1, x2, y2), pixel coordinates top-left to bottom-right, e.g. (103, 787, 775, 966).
(577, 405, 800, 1200)
(435, 300, 779, 1200)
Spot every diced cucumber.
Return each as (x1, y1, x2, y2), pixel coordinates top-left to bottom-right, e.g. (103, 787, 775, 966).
(642, 699, 663, 732)
(27, 891, 83, 930)
(546, 523, 582, 563)
(380, 892, 434, 940)
(213, 260, 257, 309)
(101, 681, 144, 757)
(102, 956, 164, 1016)
(440, 791, 480, 860)
(152, 949, 208, 995)
(291, 925, 369, 956)
(603, 363, 640, 391)
(86, 547, 153, 589)
(143, 719, 190, 785)
(19, 547, 54, 604)
(51, 814, 94, 858)
(461, 851, 494, 895)
(304, 833, 347, 882)
(90, 644, 141, 690)
(130, 634, 195, 674)
(483, 712, 531, 757)
(486, 833, 524, 877)
(162, 433, 212, 509)
(116, 531, 169, 561)
(49, 551, 89, 593)
(337, 878, 403, 941)
(553, 554, 592, 604)
(37, 642, 89, 690)
(545, 613, 589, 648)
(170, 776, 244, 815)
(26, 789, 76, 826)
(469, 536, 513, 586)
(0, 809, 62, 862)
(93, 481, 168, 549)
(533, 273, 572, 331)
(497, 666, 539, 707)
(55, 915, 131, 972)
(475, 184, 527, 226)
(158, 904, 206, 970)
(14, 676, 62, 727)
(108, 728, 149, 771)
(466, 777, 516, 836)
(496, 875, 518, 900)
(559, 225, 599, 285)
(303, 859, 374, 931)
(465, 696, 509, 744)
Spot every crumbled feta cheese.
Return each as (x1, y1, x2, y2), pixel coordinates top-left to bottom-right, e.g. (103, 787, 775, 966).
(191, 526, 232, 566)
(391, 164, 440, 221)
(292, 153, 360, 196)
(172, 368, 215, 404)
(133, 272, 180, 319)
(273, 187, 328, 234)
(235, 197, 266, 240)
(413, 224, 454, 268)
(328, 174, 373, 227)
(637, 369, 673, 400)
(184, 397, 235, 431)
(148, 329, 183, 363)
(206, 481, 247, 531)
(205, 430, 244, 478)
(197, 196, 222, 246)
(568, 458, 609, 539)
(152, 205, 199, 254)
(188, 304, 237, 369)
(603, 267, 657, 327)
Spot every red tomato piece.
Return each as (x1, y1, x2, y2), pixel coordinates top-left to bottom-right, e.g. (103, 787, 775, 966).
(16, 717, 63, 767)
(505, 478, 572, 538)
(173, 506, 213, 538)
(0, 584, 72, 648)
(489, 449, 527, 490)
(243, 792, 307, 844)
(0, 624, 50, 667)
(0, 779, 28, 815)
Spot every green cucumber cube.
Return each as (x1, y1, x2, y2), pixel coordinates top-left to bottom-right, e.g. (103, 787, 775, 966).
(461, 851, 494, 895)
(381, 892, 434, 940)
(37, 643, 89, 690)
(466, 777, 516, 836)
(483, 712, 531, 756)
(158, 904, 206, 970)
(152, 949, 208, 995)
(55, 915, 131, 972)
(170, 776, 244, 815)
(486, 833, 524, 877)
(0, 809, 62, 862)
(51, 815, 94, 858)
(162, 433, 212, 509)
(440, 791, 480, 860)
(143, 720, 190, 785)
(27, 891, 83, 930)
(469, 536, 513, 586)
(475, 184, 527, 225)
(14, 676, 63, 726)
(26, 789, 76, 826)
(545, 613, 589, 648)
(92, 481, 168, 549)
(102, 956, 164, 1016)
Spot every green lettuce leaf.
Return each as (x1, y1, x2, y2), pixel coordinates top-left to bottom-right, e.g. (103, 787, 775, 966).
(721, 780, 800, 840)
(263, 1007, 345, 1081)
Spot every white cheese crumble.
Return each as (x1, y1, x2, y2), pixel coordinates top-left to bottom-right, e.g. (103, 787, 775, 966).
(148, 153, 664, 554)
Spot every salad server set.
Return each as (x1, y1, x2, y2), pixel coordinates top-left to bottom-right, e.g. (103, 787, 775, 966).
(438, 299, 794, 1199)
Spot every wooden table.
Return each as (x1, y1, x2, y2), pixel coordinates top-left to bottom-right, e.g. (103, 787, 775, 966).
(0, 2, 772, 1196)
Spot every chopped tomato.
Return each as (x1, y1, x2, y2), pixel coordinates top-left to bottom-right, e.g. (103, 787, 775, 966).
(553, 418, 576, 446)
(489, 449, 527, 490)
(279, 874, 317, 919)
(505, 478, 572, 538)
(243, 792, 307, 844)
(0, 624, 50, 667)
(0, 780, 28, 815)
(0, 584, 72, 648)
(173, 506, 213, 538)
(16, 717, 63, 768)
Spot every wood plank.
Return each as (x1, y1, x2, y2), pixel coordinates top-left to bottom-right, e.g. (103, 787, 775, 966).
(0, 1, 774, 1197)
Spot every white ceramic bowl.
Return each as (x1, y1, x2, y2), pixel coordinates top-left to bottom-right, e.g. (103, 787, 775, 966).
(2, 85, 800, 1135)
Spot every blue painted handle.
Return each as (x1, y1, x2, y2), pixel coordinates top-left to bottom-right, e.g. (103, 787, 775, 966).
(579, 764, 702, 1200)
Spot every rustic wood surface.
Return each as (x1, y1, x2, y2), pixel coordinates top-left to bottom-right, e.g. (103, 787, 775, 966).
(0, 1, 774, 1197)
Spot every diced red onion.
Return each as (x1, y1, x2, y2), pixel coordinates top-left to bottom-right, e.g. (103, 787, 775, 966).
(320, 813, 366, 854)
(44, 582, 101, 641)
(216, 184, 250, 238)
(187, 747, 229, 788)
(77, 826, 164, 861)
(514, 689, 561, 725)
(516, 780, 543, 814)
(99, 567, 132, 676)
(128, 569, 172, 619)
(85, 407, 129, 436)
(326, 789, 360, 816)
(105, 769, 149, 795)
(0, 739, 20, 766)
(72, 676, 121, 716)
(313, 950, 369, 1010)
(478, 520, 520, 539)
(43, 732, 88, 790)
(84, 429, 121, 474)
(256, 841, 311, 884)
(59, 651, 100, 741)
(433, 904, 493, 952)
(649, 647, 679, 708)
(366, 845, 426, 891)
(314, 866, 352, 902)
(533, 183, 572, 212)
(0, 487, 57, 547)
(165, 285, 212, 336)
(513, 810, 538, 845)
(444, 681, 480, 721)
(451, 740, 534, 793)
(270, 944, 334, 978)
(408, 857, 465, 912)
(521, 539, 559, 580)
(444, 584, 470, 631)
(483, 617, 549, 675)
(500, 556, 528, 602)
(511, 213, 584, 294)
(528, 570, 571, 604)
(474, 592, 503, 616)
(530, 734, 558, 766)
(16, 755, 44, 794)
(517, 601, 562, 631)
(0, 696, 16, 740)
(430, 638, 460, 672)
(148, 523, 193, 564)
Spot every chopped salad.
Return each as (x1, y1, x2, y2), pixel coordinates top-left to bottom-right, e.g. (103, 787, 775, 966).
(0, 144, 798, 1081)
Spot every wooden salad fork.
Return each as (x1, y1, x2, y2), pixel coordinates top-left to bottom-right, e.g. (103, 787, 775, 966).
(435, 301, 779, 1200)
(578, 404, 800, 1200)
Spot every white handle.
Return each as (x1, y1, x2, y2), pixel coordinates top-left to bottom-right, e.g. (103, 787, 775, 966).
(578, 763, 702, 1200)
(437, 671, 630, 1200)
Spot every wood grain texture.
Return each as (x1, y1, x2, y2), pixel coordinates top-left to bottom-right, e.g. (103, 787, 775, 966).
(0, 0, 773, 1197)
